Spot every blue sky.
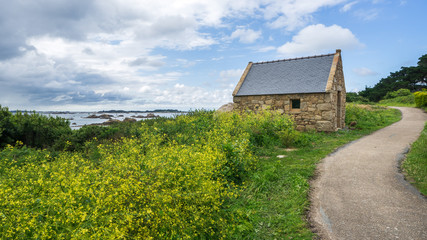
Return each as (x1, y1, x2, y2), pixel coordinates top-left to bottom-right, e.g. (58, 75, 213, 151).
(0, 0, 425, 111)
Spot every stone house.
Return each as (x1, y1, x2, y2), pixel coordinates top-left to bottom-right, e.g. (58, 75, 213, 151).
(232, 49, 346, 132)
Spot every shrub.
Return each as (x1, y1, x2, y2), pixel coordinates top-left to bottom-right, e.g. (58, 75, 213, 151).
(346, 92, 369, 103)
(0, 105, 72, 149)
(384, 88, 412, 99)
(379, 94, 415, 106)
(0, 127, 247, 239)
(414, 89, 427, 108)
(0, 142, 53, 175)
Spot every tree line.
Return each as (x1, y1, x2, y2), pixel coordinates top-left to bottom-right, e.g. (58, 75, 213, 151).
(353, 54, 426, 102)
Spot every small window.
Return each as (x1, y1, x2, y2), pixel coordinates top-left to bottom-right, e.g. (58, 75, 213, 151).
(291, 99, 300, 109)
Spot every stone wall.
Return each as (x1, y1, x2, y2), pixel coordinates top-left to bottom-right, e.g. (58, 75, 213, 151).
(233, 93, 336, 131)
(327, 56, 346, 129)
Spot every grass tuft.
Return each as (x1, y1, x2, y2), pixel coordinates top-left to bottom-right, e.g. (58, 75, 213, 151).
(402, 122, 427, 196)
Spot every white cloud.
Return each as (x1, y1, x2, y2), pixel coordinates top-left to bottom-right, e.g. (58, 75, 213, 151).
(0, 0, 356, 110)
(230, 27, 262, 44)
(1, 0, 349, 59)
(152, 83, 233, 109)
(353, 67, 377, 76)
(219, 69, 243, 79)
(211, 57, 224, 61)
(354, 8, 379, 21)
(277, 24, 363, 57)
(257, 46, 276, 52)
(264, 0, 346, 30)
(175, 59, 197, 68)
(138, 86, 152, 93)
(340, 1, 358, 12)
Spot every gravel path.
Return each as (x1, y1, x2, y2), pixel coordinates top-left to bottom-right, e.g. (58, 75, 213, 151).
(310, 107, 427, 240)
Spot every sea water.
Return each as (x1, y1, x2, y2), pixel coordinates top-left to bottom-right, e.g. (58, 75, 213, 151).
(40, 112, 184, 130)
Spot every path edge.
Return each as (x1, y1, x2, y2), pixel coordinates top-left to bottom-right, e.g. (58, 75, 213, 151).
(307, 108, 407, 240)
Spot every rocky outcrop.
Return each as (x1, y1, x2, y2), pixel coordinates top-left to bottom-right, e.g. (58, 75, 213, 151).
(123, 118, 137, 123)
(131, 113, 159, 118)
(217, 102, 235, 113)
(146, 113, 159, 118)
(85, 114, 113, 119)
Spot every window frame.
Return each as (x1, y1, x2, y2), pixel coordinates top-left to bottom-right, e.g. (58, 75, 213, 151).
(291, 99, 301, 110)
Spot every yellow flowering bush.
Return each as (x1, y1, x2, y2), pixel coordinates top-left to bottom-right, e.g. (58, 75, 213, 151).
(0, 110, 297, 239)
(414, 89, 427, 108)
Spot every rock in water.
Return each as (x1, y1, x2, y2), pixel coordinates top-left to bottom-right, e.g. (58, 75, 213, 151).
(123, 117, 136, 122)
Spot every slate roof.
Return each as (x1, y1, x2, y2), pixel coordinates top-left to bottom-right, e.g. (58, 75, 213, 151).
(234, 53, 335, 96)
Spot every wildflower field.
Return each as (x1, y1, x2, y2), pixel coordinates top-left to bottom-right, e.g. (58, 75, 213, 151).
(0, 110, 298, 239)
(0, 106, 401, 239)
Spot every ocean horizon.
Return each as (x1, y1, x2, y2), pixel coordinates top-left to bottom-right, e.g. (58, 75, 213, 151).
(33, 111, 186, 130)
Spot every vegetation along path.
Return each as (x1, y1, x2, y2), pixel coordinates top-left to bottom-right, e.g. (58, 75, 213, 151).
(310, 107, 427, 240)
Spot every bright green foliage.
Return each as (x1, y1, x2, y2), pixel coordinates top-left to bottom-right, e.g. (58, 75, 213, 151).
(346, 92, 370, 103)
(345, 104, 401, 130)
(414, 89, 427, 108)
(0, 110, 299, 239)
(378, 95, 415, 107)
(402, 122, 427, 195)
(0, 105, 71, 149)
(384, 88, 412, 99)
(378, 89, 417, 107)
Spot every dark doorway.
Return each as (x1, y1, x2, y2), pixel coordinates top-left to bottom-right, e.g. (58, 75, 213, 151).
(337, 91, 342, 128)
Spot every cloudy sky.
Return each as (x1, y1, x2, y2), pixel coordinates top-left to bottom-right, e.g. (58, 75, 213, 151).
(0, 0, 425, 111)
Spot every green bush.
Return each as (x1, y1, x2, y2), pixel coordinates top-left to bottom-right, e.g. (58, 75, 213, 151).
(0, 142, 53, 175)
(414, 89, 427, 108)
(0, 105, 72, 149)
(384, 88, 412, 99)
(346, 92, 369, 103)
(379, 94, 415, 106)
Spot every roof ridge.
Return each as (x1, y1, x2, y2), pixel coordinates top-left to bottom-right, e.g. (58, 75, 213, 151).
(253, 53, 334, 65)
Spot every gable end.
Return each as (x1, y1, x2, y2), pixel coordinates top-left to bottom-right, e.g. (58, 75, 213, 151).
(325, 49, 342, 92)
(232, 62, 253, 96)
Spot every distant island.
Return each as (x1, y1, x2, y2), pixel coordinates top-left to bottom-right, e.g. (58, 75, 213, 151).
(97, 109, 185, 114)
(24, 109, 187, 114)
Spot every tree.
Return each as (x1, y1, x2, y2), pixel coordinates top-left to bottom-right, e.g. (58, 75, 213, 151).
(359, 54, 427, 102)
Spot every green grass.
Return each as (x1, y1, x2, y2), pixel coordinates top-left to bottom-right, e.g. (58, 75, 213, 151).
(378, 95, 415, 107)
(402, 122, 427, 196)
(230, 106, 402, 239)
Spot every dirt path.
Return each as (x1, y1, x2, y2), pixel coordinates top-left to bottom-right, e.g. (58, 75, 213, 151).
(310, 107, 427, 240)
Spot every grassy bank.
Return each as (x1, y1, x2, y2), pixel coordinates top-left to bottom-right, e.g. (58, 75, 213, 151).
(378, 96, 415, 107)
(377, 89, 415, 107)
(402, 122, 427, 196)
(0, 105, 401, 239)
